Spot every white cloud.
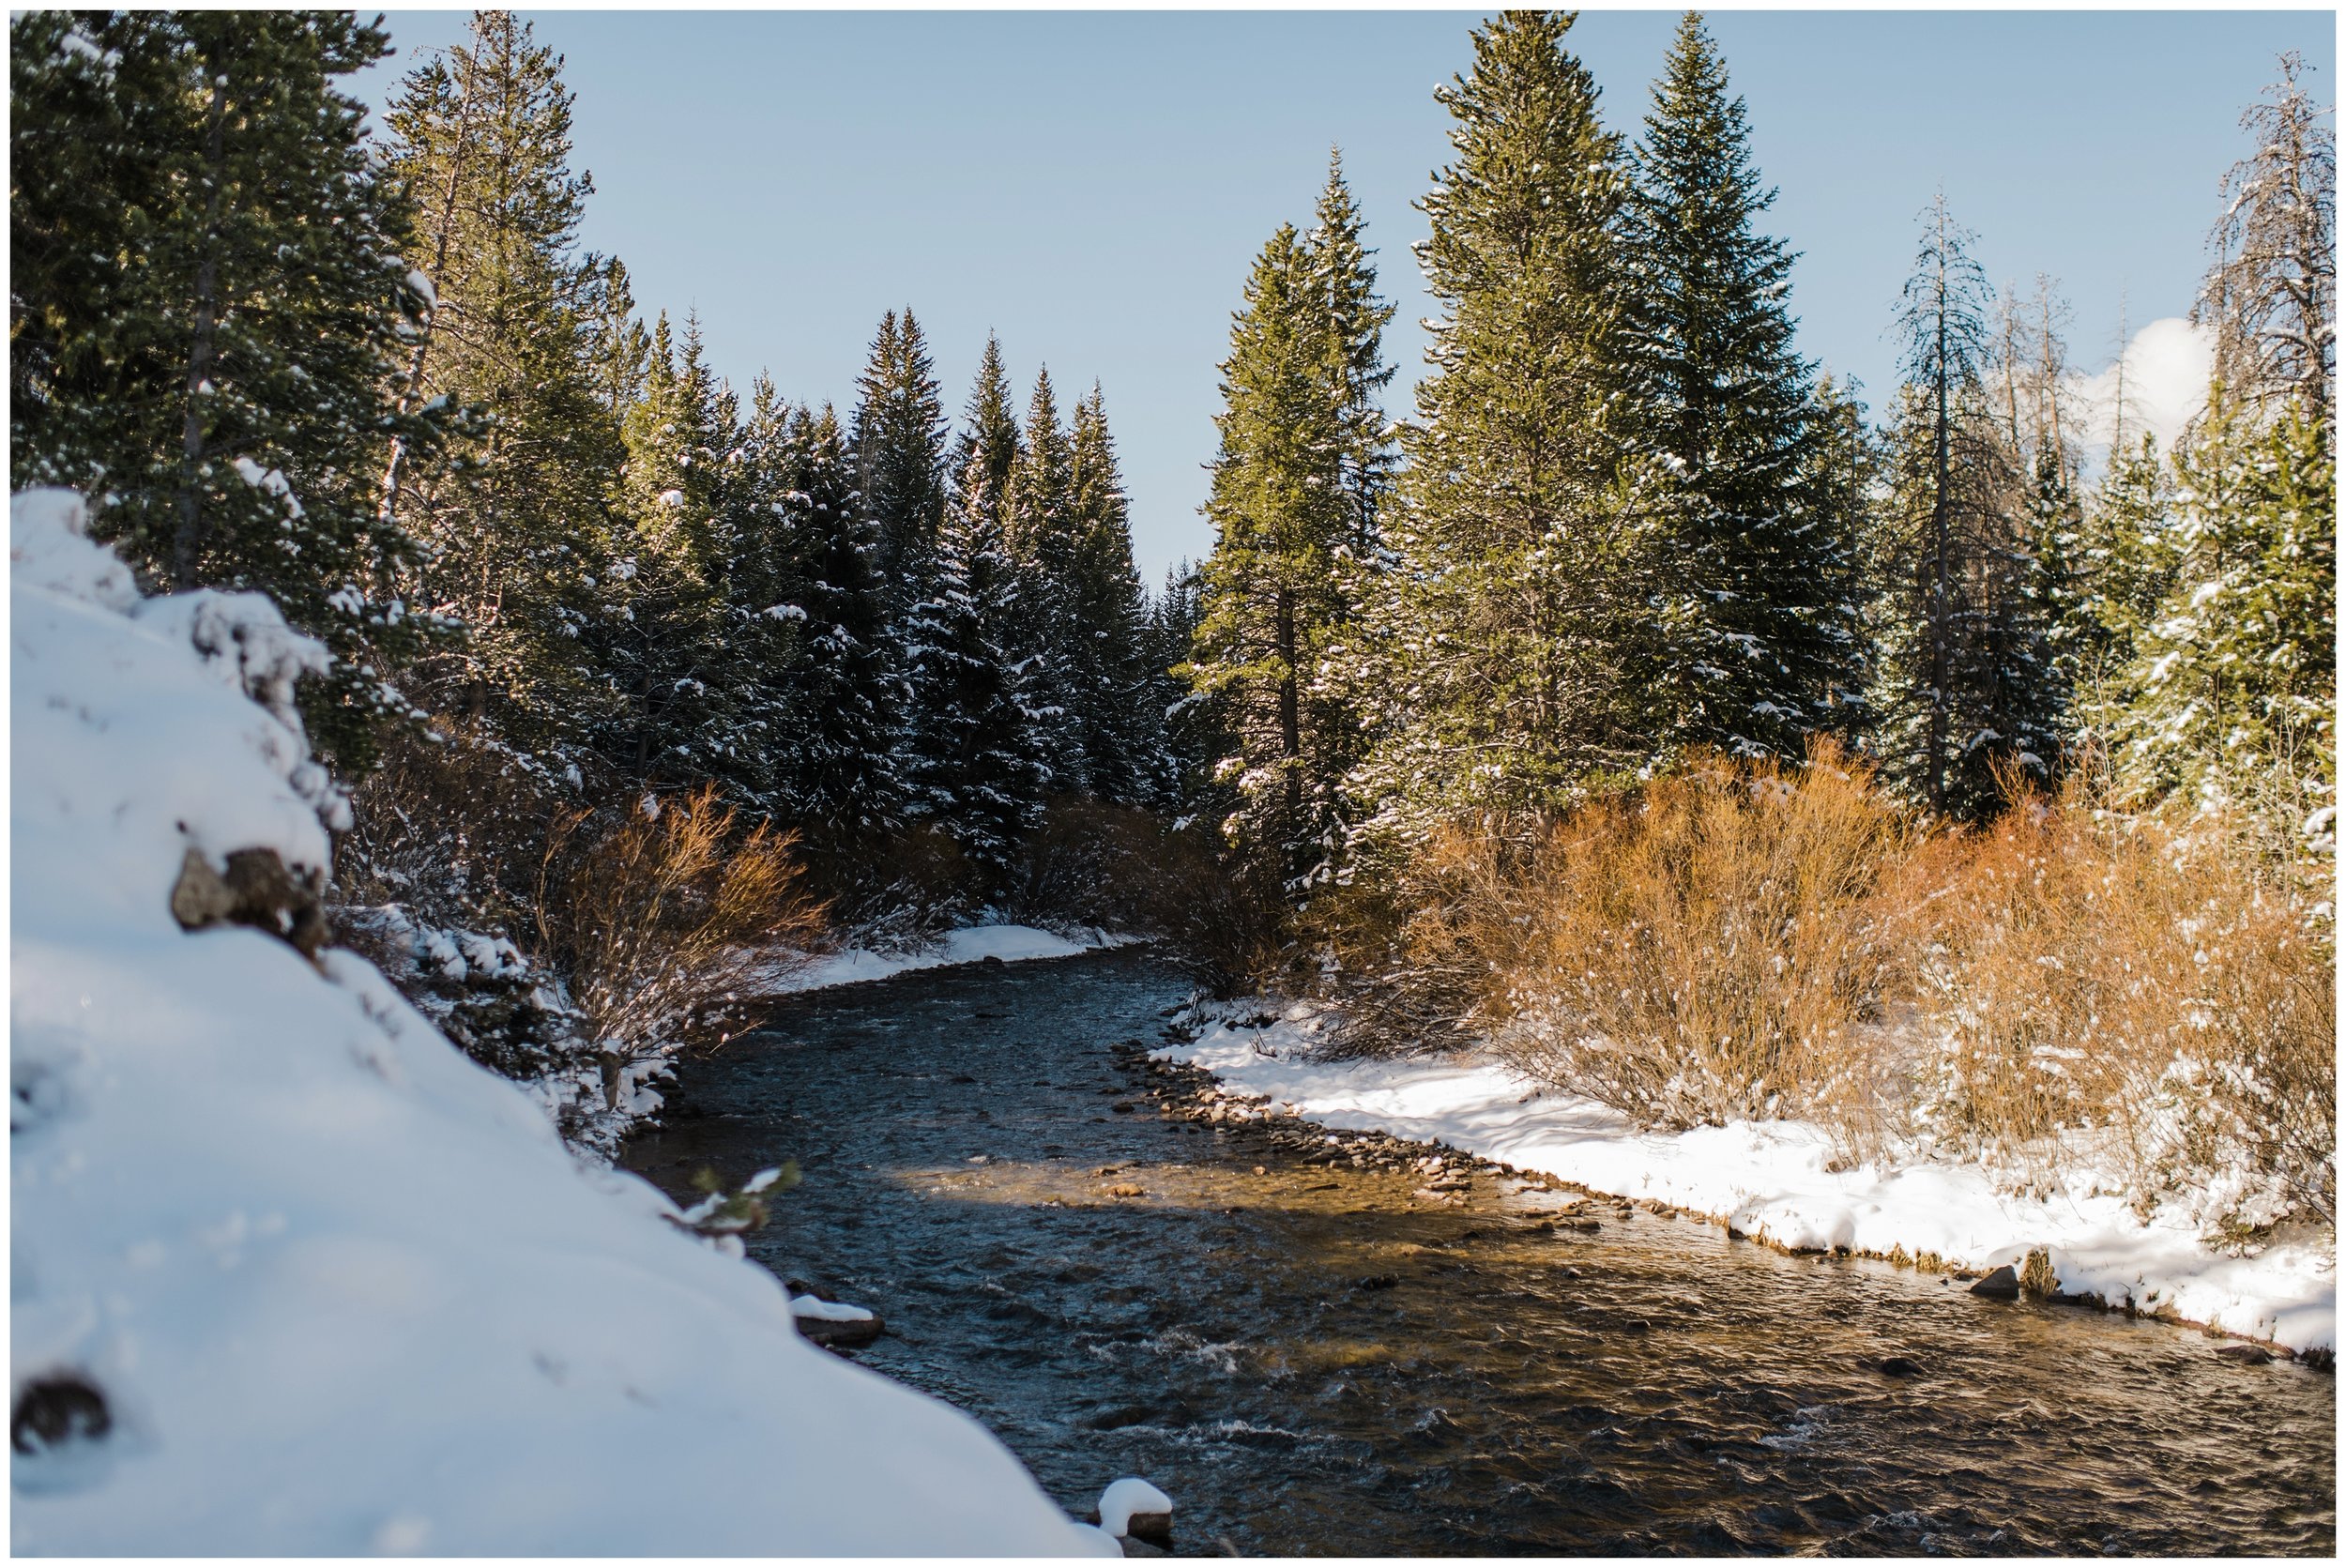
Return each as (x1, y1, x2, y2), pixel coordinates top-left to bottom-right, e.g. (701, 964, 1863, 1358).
(2066, 316, 2214, 472)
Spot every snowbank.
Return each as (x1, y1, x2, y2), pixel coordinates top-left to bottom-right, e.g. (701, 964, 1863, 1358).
(768, 923, 1136, 995)
(1161, 1003, 2336, 1355)
(9, 490, 1114, 1555)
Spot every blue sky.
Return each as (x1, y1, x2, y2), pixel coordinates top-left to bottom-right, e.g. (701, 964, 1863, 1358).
(355, 10, 2335, 586)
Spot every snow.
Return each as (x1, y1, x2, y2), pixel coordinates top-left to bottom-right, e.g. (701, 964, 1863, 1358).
(1097, 1476, 1173, 1536)
(9, 489, 1104, 1555)
(767, 924, 1137, 995)
(1160, 1003, 2336, 1355)
(790, 1295, 876, 1324)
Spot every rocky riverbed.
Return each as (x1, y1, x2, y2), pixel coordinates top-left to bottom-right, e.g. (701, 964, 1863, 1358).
(622, 947, 2337, 1556)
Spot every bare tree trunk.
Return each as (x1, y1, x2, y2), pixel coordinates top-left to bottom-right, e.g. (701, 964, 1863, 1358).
(172, 75, 230, 591)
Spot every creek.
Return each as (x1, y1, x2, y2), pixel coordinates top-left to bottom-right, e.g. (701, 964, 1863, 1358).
(620, 947, 2335, 1555)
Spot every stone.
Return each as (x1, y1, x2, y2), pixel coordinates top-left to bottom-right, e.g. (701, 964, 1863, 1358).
(799, 1315, 884, 1349)
(170, 845, 329, 957)
(980, 954, 1007, 967)
(11, 1374, 109, 1455)
(1969, 1265, 2021, 1299)
(1352, 1273, 1400, 1291)
(1120, 1535, 1167, 1557)
(2214, 1344, 2275, 1365)
(1106, 1183, 1144, 1198)
(1878, 1355, 1925, 1378)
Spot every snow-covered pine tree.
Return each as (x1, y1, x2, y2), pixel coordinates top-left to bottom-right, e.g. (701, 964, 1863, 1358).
(899, 468, 1050, 894)
(9, 10, 451, 764)
(1346, 10, 1657, 851)
(1066, 385, 1164, 804)
(1186, 222, 1358, 888)
(379, 9, 631, 761)
(1002, 367, 1088, 795)
(712, 375, 817, 812)
(765, 403, 911, 851)
(2113, 395, 2334, 813)
(1871, 193, 2063, 816)
(849, 307, 950, 616)
(610, 312, 742, 780)
(1620, 12, 1866, 761)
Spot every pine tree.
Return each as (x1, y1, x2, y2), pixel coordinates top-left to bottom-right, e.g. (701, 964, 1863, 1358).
(1347, 10, 1654, 849)
(900, 472, 1049, 892)
(1003, 366, 1088, 793)
(1065, 385, 1163, 804)
(2116, 396, 2334, 808)
(1621, 12, 1864, 760)
(766, 402, 911, 849)
(850, 307, 949, 614)
(608, 312, 741, 779)
(1305, 150, 1398, 553)
(1186, 222, 1358, 885)
(1873, 193, 2063, 816)
(10, 10, 450, 764)
(379, 9, 629, 758)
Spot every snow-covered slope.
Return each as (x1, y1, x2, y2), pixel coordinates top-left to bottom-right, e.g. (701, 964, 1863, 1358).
(1165, 1004, 2336, 1356)
(9, 490, 1112, 1555)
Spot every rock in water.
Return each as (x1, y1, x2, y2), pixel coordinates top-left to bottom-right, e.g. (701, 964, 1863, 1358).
(1969, 1265, 2021, 1300)
(1099, 1476, 1174, 1543)
(2214, 1344, 2275, 1365)
(1878, 1355, 1925, 1378)
(789, 1294, 884, 1349)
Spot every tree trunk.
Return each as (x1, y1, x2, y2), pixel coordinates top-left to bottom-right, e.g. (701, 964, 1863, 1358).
(172, 74, 231, 591)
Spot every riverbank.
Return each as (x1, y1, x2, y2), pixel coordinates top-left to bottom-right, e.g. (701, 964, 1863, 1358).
(9, 491, 1113, 1555)
(1158, 998, 2337, 1361)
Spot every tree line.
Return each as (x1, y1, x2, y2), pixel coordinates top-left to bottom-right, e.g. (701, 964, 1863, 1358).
(1185, 10, 2334, 918)
(10, 8, 1192, 914)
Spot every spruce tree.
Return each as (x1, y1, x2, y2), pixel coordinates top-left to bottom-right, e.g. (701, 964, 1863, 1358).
(1067, 385, 1162, 803)
(379, 9, 629, 759)
(767, 402, 911, 849)
(1348, 10, 1653, 849)
(1873, 193, 2064, 816)
(10, 10, 450, 763)
(1187, 222, 1358, 885)
(850, 307, 950, 613)
(609, 312, 740, 779)
(1003, 366, 1087, 793)
(2116, 396, 2335, 809)
(1622, 12, 1864, 760)
(1305, 150, 1398, 554)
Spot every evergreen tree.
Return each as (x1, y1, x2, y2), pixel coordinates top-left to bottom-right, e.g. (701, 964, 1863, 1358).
(767, 403, 911, 848)
(1621, 12, 1864, 760)
(1305, 150, 1398, 553)
(951, 332, 1024, 536)
(609, 312, 740, 779)
(1873, 193, 2062, 816)
(10, 10, 450, 763)
(1066, 384, 1163, 804)
(1347, 10, 1655, 849)
(1003, 366, 1087, 793)
(2115, 395, 2334, 808)
(1186, 222, 1358, 885)
(850, 307, 949, 612)
(379, 9, 629, 758)
(900, 470, 1049, 891)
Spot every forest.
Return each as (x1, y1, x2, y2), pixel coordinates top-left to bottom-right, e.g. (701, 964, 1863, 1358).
(10, 8, 2334, 1230)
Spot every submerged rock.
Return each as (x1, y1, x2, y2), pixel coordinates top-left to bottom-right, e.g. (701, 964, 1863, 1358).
(1878, 1355, 1925, 1378)
(2214, 1344, 2275, 1365)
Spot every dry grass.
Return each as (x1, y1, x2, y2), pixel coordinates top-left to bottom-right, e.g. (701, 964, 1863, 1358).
(536, 784, 828, 1102)
(1329, 741, 2336, 1234)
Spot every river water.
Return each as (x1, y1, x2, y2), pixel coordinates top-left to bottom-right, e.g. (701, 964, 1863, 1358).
(620, 948, 2335, 1556)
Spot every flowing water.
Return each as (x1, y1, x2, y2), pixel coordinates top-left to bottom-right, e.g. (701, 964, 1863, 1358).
(620, 948, 2335, 1556)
